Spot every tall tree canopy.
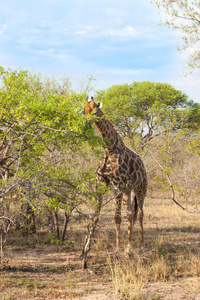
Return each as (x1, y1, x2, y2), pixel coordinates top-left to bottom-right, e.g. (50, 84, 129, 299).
(96, 81, 198, 148)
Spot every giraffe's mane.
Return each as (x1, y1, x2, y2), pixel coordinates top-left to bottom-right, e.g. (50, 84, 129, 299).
(104, 117, 120, 134)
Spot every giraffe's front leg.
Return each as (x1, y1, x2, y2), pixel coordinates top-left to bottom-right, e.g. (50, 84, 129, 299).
(115, 193, 122, 255)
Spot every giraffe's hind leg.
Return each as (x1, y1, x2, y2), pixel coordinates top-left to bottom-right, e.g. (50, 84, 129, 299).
(135, 184, 146, 247)
(138, 203, 144, 245)
(131, 191, 138, 227)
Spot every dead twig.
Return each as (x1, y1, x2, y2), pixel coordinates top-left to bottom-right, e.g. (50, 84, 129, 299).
(149, 149, 200, 214)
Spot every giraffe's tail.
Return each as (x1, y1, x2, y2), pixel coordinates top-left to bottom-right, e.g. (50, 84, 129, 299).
(132, 195, 138, 225)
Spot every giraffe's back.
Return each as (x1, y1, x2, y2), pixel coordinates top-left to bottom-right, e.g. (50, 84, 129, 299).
(96, 147, 147, 193)
(119, 147, 147, 188)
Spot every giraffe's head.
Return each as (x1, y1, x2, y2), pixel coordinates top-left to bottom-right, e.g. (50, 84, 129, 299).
(84, 97, 103, 124)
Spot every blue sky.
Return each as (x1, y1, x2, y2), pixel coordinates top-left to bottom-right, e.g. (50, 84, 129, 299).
(0, 0, 199, 102)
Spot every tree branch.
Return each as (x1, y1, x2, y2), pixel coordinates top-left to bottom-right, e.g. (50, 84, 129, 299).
(148, 148, 200, 213)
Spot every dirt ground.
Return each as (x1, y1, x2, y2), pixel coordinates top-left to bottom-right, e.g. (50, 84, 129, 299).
(1, 245, 116, 300)
(1, 195, 200, 299)
(1, 245, 200, 299)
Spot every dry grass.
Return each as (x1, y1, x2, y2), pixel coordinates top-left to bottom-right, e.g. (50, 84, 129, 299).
(103, 194, 200, 299)
(1, 193, 200, 299)
(108, 236, 200, 299)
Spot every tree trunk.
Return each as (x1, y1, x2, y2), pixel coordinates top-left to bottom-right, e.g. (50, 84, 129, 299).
(47, 210, 55, 234)
(62, 211, 70, 241)
(0, 229, 3, 270)
(26, 202, 36, 233)
(81, 194, 103, 269)
(54, 211, 60, 239)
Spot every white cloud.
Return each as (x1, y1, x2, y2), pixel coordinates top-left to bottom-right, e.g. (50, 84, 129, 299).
(0, 24, 8, 36)
(74, 26, 95, 35)
(33, 49, 71, 62)
(35, 49, 55, 56)
(18, 37, 32, 45)
(103, 25, 138, 38)
(74, 30, 88, 35)
(57, 54, 71, 60)
(107, 68, 152, 76)
(108, 68, 138, 75)
(1, 0, 199, 103)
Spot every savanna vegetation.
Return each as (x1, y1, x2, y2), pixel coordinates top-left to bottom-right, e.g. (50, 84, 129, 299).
(0, 66, 200, 299)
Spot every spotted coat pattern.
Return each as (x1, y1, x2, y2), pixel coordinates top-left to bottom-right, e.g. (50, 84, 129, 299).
(85, 97, 147, 251)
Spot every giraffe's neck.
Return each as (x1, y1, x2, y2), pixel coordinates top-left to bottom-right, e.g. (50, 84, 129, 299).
(95, 117, 126, 154)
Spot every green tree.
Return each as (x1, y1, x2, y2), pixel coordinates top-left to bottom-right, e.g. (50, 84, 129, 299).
(0, 66, 102, 235)
(0, 67, 84, 186)
(96, 81, 193, 149)
(153, 0, 200, 70)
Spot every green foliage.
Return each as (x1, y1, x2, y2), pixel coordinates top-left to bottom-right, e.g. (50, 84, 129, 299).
(1, 67, 199, 236)
(96, 81, 200, 210)
(0, 66, 103, 231)
(153, 0, 200, 70)
(96, 81, 194, 150)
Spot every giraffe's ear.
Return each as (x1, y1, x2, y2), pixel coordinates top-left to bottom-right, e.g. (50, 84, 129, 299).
(97, 102, 103, 109)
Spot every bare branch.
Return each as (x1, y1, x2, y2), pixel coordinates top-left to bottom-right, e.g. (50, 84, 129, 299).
(148, 148, 200, 213)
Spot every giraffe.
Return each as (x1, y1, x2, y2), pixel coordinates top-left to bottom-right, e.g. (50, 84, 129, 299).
(84, 96, 147, 255)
